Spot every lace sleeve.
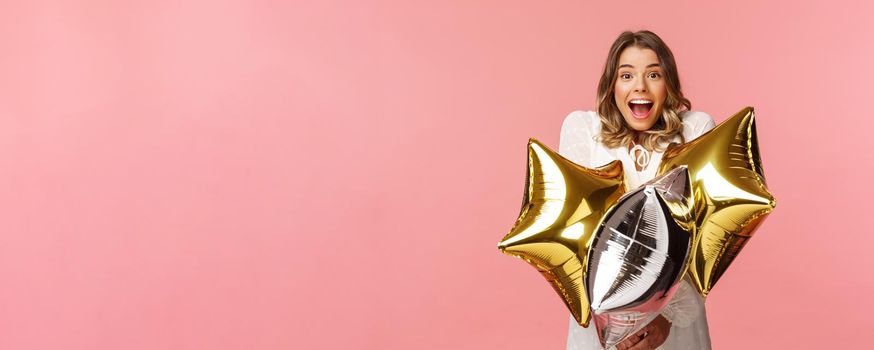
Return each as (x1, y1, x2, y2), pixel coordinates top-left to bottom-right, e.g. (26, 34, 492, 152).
(692, 112, 717, 139)
(558, 111, 594, 166)
(660, 277, 704, 328)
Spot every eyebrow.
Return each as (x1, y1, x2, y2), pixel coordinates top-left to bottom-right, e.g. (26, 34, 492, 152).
(618, 63, 661, 69)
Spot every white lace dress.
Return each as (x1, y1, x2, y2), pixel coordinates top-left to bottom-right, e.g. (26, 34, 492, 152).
(558, 110, 717, 350)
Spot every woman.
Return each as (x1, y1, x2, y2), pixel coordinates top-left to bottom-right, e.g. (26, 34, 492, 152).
(559, 31, 716, 350)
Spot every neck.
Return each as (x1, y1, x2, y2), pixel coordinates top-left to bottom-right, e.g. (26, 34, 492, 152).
(629, 132, 647, 149)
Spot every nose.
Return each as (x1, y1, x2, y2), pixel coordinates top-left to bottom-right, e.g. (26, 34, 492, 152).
(634, 77, 647, 92)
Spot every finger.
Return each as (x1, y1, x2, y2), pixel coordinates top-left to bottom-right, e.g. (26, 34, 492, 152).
(626, 336, 652, 350)
(630, 331, 669, 350)
(615, 339, 630, 350)
(631, 323, 652, 338)
(616, 334, 642, 350)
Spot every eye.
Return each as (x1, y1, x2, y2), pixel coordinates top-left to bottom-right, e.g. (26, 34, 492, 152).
(620, 72, 632, 80)
(647, 72, 661, 79)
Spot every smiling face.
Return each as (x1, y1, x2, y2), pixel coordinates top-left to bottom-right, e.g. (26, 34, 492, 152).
(613, 46, 668, 132)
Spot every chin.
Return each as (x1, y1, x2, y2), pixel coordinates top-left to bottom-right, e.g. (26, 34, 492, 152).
(622, 110, 661, 131)
(622, 116, 655, 131)
(627, 123, 650, 131)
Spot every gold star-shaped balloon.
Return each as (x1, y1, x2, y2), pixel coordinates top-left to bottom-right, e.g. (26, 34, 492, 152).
(497, 139, 626, 327)
(657, 107, 777, 297)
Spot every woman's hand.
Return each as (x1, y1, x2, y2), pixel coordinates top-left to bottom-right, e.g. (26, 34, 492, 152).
(615, 315, 671, 350)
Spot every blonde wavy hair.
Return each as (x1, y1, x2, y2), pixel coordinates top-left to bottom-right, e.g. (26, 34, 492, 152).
(595, 30, 692, 151)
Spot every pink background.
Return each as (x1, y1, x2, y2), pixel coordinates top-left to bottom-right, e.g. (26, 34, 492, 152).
(1, 1, 871, 349)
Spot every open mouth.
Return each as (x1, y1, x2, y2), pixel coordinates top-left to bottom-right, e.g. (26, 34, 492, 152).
(628, 99, 654, 119)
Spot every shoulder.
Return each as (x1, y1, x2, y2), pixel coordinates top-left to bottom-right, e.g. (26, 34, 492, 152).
(680, 110, 716, 127)
(561, 110, 601, 135)
(679, 110, 717, 140)
(559, 110, 602, 165)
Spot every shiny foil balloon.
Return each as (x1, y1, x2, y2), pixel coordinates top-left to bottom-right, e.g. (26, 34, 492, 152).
(497, 139, 626, 327)
(586, 167, 696, 348)
(657, 107, 777, 297)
